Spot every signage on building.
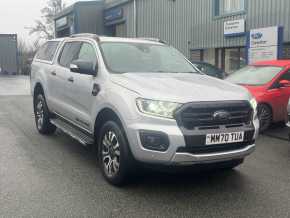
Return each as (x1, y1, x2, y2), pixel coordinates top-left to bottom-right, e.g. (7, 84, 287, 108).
(224, 19, 245, 37)
(56, 16, 68, 29)
(104, 7, 124, 24)
(247, 26, 283, 64)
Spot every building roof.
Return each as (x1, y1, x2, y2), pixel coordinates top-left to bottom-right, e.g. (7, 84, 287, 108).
(105, 0, 131, 9)
(253, 60, 290, 67)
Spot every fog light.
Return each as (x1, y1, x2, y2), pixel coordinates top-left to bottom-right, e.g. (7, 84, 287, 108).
(139, 130, 169, 152)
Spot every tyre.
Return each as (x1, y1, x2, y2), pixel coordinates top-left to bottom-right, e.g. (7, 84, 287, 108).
(34, 93, 56, 135)
(97, 120, 134, 186)
(257, 104, 272, 133)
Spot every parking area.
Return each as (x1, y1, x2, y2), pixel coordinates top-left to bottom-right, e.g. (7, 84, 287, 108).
(0, 76, 290, 217)
(0, 75, 30, 96)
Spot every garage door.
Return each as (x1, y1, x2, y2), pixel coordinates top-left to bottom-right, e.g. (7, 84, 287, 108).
(191, 50, 203, 62)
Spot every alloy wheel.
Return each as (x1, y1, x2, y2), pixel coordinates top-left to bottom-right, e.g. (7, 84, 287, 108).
(101, 130, 121, 178)
(36, 99, 44, 130)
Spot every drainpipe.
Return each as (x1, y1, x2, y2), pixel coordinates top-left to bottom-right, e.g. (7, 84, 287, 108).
(133, 0, 137, 37)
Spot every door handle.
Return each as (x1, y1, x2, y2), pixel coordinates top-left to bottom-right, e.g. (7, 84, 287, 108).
(68, 77, 74, 83)
(51, 71, 56, 76)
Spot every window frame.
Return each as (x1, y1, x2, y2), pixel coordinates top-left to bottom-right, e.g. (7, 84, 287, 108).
(34, 41, 60, 64)
(57, 39, 100, 71)
(58, 41, 82, 68)
(270, 68, 290, 89)
(213, 0, 247, 19)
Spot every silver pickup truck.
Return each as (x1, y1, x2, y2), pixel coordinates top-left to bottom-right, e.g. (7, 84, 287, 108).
(31, 34, 259, 186)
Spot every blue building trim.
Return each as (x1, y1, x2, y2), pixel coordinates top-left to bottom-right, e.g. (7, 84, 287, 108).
(224, 32, 246, 37)
(104, 18, 126, 27)
(104, 7, 124, 25)
(278, 26, 284, 59)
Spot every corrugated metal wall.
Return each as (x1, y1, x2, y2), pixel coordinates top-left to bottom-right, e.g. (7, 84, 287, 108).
(120, 0, 290, 57)
(0, 35, 18, 74)
(191, 0, 290, 49)
(122, 2, 135, 38)
(136, 0, 192, 57)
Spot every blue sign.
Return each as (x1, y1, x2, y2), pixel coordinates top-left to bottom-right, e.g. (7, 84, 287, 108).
(104, 7, 123, 23)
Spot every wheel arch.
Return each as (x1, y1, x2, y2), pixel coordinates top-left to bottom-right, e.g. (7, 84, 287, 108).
(34, 82, 44, 95)
(94, 107, 126, 139)
(33, 83, 44, 106)
(93, 107, 132, 154)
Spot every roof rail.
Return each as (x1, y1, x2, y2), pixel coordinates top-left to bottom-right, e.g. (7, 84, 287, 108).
(70, 33, 100, 41)
(139, 37, 167, 44)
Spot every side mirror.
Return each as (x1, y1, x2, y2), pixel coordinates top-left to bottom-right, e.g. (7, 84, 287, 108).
(70, 59, 97, 76)
(279, 80, 290, 88)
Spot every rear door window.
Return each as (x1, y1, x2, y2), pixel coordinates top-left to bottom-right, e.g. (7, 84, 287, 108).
(36, 41, 59, 61)
(58, 42, 82, 68)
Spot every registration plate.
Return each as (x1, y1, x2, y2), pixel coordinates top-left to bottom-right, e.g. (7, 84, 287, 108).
(206, 132, 244, 145)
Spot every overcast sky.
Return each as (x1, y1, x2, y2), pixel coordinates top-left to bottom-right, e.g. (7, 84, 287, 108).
(0, 0, 80, 46)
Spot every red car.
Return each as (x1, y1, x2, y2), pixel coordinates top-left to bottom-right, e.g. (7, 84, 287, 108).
(227, 60, 290, 132)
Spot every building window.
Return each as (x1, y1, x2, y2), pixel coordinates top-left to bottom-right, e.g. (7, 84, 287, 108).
(191, 50, 204, 62)
(215, 0, 245, 16)
(283, 44, 290, 59)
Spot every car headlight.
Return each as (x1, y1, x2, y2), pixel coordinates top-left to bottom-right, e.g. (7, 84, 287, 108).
(250, 98, 257, 110)
(136, 98, 182, 119)
(250, 98, 258, 119)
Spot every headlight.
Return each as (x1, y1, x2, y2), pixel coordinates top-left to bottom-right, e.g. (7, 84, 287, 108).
(136, 98, 182, 119)
(250, 98, 257, 110)
(250, 98, 258, 119)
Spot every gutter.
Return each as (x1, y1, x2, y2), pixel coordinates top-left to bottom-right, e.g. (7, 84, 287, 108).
(133, 0, 137, 37)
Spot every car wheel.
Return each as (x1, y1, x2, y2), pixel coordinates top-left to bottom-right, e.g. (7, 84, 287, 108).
(98, 121, 134, 186)
(258, 104, 272, 133)
(34, 94, 56, 135)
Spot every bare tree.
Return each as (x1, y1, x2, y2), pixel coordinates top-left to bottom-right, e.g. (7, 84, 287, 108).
(29, 0, 65, 42)
(18, 39, 37, 75)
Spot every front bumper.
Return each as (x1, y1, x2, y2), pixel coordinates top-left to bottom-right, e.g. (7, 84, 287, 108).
(171, 144, 255, 165)
(126, 116, 259, 166)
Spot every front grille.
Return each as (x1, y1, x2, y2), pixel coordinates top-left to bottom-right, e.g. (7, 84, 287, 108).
(175, 101, 253, 130)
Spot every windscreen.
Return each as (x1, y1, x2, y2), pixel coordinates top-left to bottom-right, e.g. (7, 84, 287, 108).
(100, 42, 199, 74)
(226, 65, 283, 86)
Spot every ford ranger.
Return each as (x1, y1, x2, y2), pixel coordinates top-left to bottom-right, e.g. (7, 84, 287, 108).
(31, 34, 259, 185)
